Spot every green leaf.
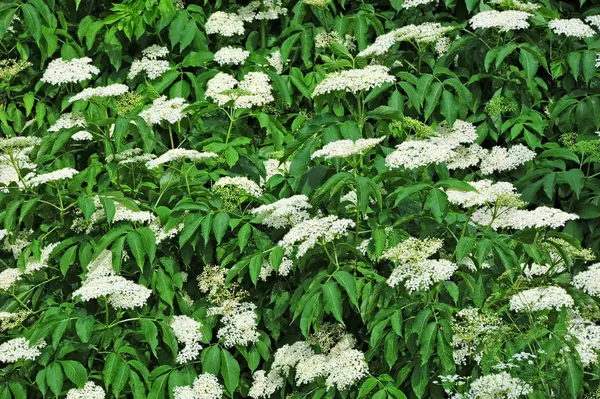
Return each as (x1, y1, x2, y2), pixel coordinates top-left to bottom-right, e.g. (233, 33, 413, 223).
(46, 362, 63, 396)
(140, 319, 159, 356)
(425, 188, 448, 222)
(333, 270, 359, 309)
(565, 351, 583, 398)
(220, 350, 240, 393)
(519, 49, 539, 84)
(419, 322, 437, 363)
(21, 4, 41, 44)
(60, 360, 87, 388)
(127, 231, 146, 270)
(212, 211, 230, 244)
(322, 281, 344, 323)
(358, 377, 378, 398)
(156, 267, 174, 306)
(76, 315, 94, 343)
(249, 254, 262, 286)
(202, 346, 222, 375)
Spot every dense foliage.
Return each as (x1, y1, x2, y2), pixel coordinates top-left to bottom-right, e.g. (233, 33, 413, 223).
(2, 0, 600, 398)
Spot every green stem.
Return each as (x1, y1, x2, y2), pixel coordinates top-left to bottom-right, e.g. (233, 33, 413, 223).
(225, 115, 236, 144)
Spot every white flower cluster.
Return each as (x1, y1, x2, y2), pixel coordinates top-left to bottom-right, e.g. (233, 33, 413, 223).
(358, 23, 453, 57)
(205, 72, 274, 108)
(139, 96, 189, 125)
(259, 256, 293, 280)
(214, 46, 250, 66)
(25, 167, 79, 187)
(567, 315, 600, 367)
(453, 372, 532, 399)
(0, 337, 46, 363)
(311, 137, 384, 160)
(128, 46, 170, 80)
(66, 381, 106, 399)
(24, 242, 60, 273)
(489, 0, 539, 12)
(402, 0, 437, 7)
(451, 308, 505, 365)
(262, 159, 290, 185)
(69, 84, 129, 103)
(548, 19, 596, 38)
(267, 51, 284, 74)
(0, 311, 29, 332)
(572, 263, 600, 297)
(445, 180, 518, 208)
(237, 0, 287, 22)
(585, 15, 600, 29)
(41, 57, 100, 85)
(149, 219, 184, 245)
(0, 268, 23, 291)
(382, 237, 443, 264)
(208, 301, 260, 347)
(214, 176, 263, 197)
(171, 315, 203, 364)
(205, 11, 245, 36)
(71, 131, 94, 141)
(73, 250, 152, 309)
(249, 334, 368, 397)
(385, 120, 478, 170)
(71, 196, 155, 233)
(523, 262, 565, 279)
(146, 149, 218, 169)
(509, 286, 574, 313)
(479, 145, 536, 174)
(470, 206, 578, 230)
(48, 114, 86, 132)
(251, 195, 311, 229)
(383, 237, 456, 292)
(0, 136, 42, 150)
(278, 215, 354, 258)
(173, 373, 223, 399)
(312, 66, 396, 96)
(469, 10, 532, 31)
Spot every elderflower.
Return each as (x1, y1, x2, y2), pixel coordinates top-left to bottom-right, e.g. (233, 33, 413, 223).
(451, 308, 506, 365)
(0, 59, 31, 81)
(214, 46, 250, 66)
(0, 337, 46, 363)
(470, 205, 578, 230)
(523, 263, 565, 279)
(567, 315, 600, 367)
(324, 348, 369, 390)
(40, 57, 100, 85)
(573, 263, 600, 297)
(251, 195, 311, 229)
(358, 23, 453, 57)
(71, 131, 94, 141)
(445, 180, 518, 208)
(303, 0, 331, 5)
(173, 374, 223, 399)
(311, 137, 384, 160)
(458, 372, 532, 399)
(312, 66, 395, 96)
(0, 311, 29, 332)
(509, 286, 574, 312)
(214, 176, 263, 198)
(278, 215, 354, 257)
(267, 50, 284, 74)
(585, 15, 600, 29)
(24, 242, 59, 273)
(48, 114, 86, 132)
(69, 84, 129, 103)
(128, 59, 169, 80)
(142, 45, 169, 59)
(387, 259, 457, 292)
(205, 72, 274, 108)
(145, 149, 218, 169)
(237, 1, 287, 21)
(73, 250, 152, 309)
(262, 158, 290, 184)
(469, 10, 532, 31)
(205, 12, 245, 36)
(171, 315, 203, 363)
(549, 19, 596, 38)
(25, 168, 79, 187)
(480, 145, 537, 174)
(402, 0, 437, 7)
(0, 268, 23, 291)
(382, 237, 443, 264)
(139, 96, 189, 125)
(209, 301, 260, 347)
(148, 219, 184, 244)
(66, 381, 105, 399)
(260, 256, 293, 280)
(249, 370, 284, 398)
